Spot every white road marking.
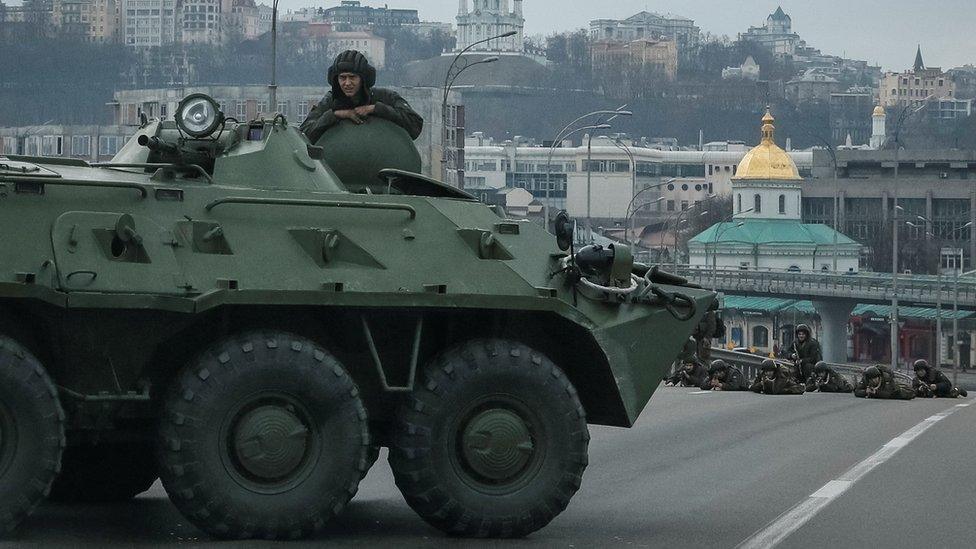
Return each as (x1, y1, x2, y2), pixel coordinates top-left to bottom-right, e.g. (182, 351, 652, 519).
(737, 404, 968, 549)
(688, 390, 712, 395)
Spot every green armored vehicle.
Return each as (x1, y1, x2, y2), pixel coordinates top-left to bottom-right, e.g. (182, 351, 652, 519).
(0, 94, 714, 539)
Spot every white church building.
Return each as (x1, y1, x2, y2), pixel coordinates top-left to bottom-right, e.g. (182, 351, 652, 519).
(454, 0, 525, 54)
(688, 110, 861, 273)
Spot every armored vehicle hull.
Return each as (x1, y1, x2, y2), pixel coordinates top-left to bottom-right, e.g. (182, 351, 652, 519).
(0, 98, 714, 539)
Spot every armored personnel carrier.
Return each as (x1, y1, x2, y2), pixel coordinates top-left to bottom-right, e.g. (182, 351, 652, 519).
(0, 94, 714, 539)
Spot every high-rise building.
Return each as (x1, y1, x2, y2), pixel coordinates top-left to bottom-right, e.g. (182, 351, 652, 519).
(89, 0, 120, 43)
(122, 0, 178, 48)
(455, 0, 523, 53)
(879, 46, 956, 108)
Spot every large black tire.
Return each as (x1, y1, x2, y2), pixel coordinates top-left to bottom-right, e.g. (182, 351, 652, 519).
(390, 339, 589, 538)
(49, 442, 157, 503)
(157, 331, 370, 540)
(0, 335, 65, 534)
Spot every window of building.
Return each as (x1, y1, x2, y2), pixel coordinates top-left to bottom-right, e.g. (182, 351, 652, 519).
(257, 101, 268, 115)
(731, 326, 743, 347)
(71, 135, 91, 157)
(666, 200, 675, 212)
(737, 193, 742, 213)
(754, 194, 762, 213)
(752, 326, 768, 348)
(681, 183, 689, 191)
(276, 101, 288, 115)
(778, 194, 786, 214)
(681, 200, 689, 211)
(708, 165, 713, 175)
(236, 101, 246, 118)
(98, 135, 121, 156)
(41, 135, 63, 156)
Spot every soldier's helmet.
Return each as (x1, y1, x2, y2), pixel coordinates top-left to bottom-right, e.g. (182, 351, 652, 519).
(913, 359, 929, 373)
(864, 366, 882, 379)
(795, 324, 811, 336)
(708, 360, 728, 374)
(814, 361, 829, 373)
(761, 359, 777, 371)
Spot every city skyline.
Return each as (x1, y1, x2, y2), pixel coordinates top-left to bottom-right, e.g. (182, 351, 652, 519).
(264, 0, 972, 72)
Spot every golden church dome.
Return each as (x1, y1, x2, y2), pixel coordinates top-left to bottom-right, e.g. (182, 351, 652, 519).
(873, 105, 885, 116)
(735, 108, 801, 181)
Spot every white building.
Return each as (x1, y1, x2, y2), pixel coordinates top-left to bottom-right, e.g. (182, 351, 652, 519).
(455, 0, 523, 54)
(722, 55, 760, 80)
(738, 6, 800, 58)
(463, 133, 811, 222)
(122, 0, 178, 47)
(689, 110, 860, 273)
(326, 30, 386, 68)
(589, 10, 699, 55)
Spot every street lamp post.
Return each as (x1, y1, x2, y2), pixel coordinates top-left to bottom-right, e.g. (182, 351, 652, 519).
(541, 123, 611, 228)
(269, 0, 279, 110)
(544, 109, 632, 229)
(440, 31, 517, 184)
(949, 221, 972, 385)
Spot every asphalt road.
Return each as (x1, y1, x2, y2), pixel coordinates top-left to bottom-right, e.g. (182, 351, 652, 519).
(5, 387, 973, 548)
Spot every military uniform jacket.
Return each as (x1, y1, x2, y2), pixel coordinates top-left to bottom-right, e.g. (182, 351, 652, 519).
(700, 367, 747, 391)
(855, 376, 915, 400)
(300, 88, 424, 144)
(807, 370, 854, 393)
(794, 339, 822, 372)
(665, 364, 708, 387)
(750, 366, 805, 395)
(912, 369, 953, 396)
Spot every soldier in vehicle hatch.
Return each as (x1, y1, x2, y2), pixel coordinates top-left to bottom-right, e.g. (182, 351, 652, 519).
(912, 359, 968, 398)
(664, 338, 708, 387)
(854, 365, 915, 400)
(750, 359, 805, 395)
(300, 50, 424, 144)
(790, 324, 821, 384)
(807, 361, 854, 393)
(700, 359, 748, 391)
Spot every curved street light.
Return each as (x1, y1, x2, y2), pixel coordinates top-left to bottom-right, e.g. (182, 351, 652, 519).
(440, 31, 517, 183)
(538, 123, 612, 227)
(544, 109, 633, 225)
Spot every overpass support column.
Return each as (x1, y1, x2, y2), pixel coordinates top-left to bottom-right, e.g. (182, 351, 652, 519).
(813, 300, 854, 363)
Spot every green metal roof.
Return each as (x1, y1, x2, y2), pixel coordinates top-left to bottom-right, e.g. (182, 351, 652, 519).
(690, 219, 859, 247)
(852, 304, 974, 321)
(722, 297, 971, 320)
(721, 296, 817, 314)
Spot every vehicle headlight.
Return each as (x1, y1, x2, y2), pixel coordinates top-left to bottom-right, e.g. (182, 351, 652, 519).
(176, 93, 224, 138)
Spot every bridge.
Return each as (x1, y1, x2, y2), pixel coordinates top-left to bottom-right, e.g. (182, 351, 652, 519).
(664, 264, 976, 364)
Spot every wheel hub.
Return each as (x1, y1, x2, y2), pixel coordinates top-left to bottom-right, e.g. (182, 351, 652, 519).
(461, 408, 534, 483)
(232, 404, 309, 481)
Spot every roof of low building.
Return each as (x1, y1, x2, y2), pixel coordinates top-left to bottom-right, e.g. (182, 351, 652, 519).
(722, 296, 973, 320)
(689, 219, 859, 247)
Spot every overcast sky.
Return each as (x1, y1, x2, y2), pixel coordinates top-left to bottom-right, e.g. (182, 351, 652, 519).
(269, 0, 975, 71)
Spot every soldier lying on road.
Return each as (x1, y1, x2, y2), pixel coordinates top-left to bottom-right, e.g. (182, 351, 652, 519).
(700, 359, 748, 391)
(806, 361, 854, 393)
(912, 359, 968, 398)
(854, 365, 915, 400)
(750, 359, 805, 395)
(664, 338, 708, 387)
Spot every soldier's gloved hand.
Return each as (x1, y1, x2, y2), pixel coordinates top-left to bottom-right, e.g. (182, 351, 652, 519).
(790, 353, 798, 360)
(334, 109, 364, 124)
(354, 105, 376, 117)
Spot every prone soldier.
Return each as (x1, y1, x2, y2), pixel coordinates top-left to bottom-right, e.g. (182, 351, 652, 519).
(854, 365, 915, 400)
(750, 359, 805, 395)
(664, 338, 709, 387)
(912, 360, 968, 398)
(700, 359, 748, 391)
(806, 361, 854, 393)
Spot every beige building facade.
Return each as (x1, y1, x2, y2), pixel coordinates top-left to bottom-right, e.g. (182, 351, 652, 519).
(879, 47, 955, 108)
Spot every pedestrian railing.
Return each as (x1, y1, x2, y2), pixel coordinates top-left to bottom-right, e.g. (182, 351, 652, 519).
(662, 265, 976, 309)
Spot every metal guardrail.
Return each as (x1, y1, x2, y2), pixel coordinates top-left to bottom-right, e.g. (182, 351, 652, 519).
(666, 265, 976, 309)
